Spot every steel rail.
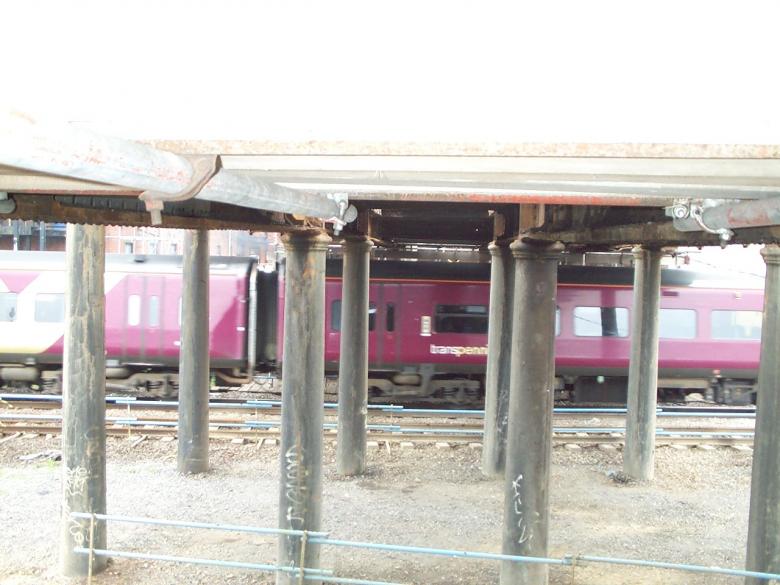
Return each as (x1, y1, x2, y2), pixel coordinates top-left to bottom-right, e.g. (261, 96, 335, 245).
(1, 420, 755, 446)
(0, 412, 754, 436)
(0, 393, 757, 419)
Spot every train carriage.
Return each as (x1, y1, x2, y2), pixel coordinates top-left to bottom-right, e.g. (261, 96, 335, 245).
(0, 251, 765, 404)
(0, 252, 258, 393)
(283, 259, 764, 404)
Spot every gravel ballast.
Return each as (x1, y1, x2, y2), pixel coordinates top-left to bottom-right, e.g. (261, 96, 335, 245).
(0, 435, 754, 585)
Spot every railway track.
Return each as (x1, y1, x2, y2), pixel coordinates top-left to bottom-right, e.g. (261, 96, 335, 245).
(0, 393, 757, 418)
(0, 417, 755, 448)
(0, 393, 756, 448)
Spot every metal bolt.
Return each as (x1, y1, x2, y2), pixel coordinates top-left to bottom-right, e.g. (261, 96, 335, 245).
(671, 203, 690, 219)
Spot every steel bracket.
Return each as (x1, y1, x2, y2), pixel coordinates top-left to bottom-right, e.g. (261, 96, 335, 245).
(0, 192, 15, 215)
(326, 193, 358, 236)
(666, 199, 734, 246)
(139, 155, 221, 225)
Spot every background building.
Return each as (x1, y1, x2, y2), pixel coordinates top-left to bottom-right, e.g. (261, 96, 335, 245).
(0, 220, 279, 268)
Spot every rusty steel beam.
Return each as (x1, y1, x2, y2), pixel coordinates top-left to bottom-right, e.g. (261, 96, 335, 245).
(283, 185, 678, 207)
(674, 197, 780, 233)
(2, 194, 306, 232)
(528, 220, 780, 248)
(0, 111, 355, 223)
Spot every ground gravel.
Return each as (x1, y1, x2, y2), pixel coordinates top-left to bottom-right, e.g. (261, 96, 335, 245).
(0, 433, 754, 585)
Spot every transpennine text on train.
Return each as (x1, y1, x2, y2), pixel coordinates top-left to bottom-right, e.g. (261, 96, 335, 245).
(429, 344, 488, 356)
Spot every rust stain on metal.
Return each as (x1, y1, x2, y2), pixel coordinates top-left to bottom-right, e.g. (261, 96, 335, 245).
(4, 194, 306, 233)
(352, 191, 662, 207)
(143, 139, 780, 159)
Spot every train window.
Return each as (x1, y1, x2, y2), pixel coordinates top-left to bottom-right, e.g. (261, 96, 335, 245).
(573, 306, 629, 337)
(386, 303, 396, 332)
(0, 292, 17, 321)
(148, 296, 160, 327)
(34, 293, 64, 323)
(330, 300, 377, 331)
(711, 310, 762, 340)
(331, 301, 340, 330)
(435, 304, 488, 334)
(127, 295, 141, 326)
(659, 309, 696, 339)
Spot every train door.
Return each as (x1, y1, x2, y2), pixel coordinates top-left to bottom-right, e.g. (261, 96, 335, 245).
(379, 283, 401, 368)
(144, 276, 165, 359)
(367, 283, 379, 367)
(123, 274, 144, 360)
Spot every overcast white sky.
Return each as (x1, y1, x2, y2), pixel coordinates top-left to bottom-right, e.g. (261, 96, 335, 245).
(671, 245, 767, 284)
(2, 0, 779, 143)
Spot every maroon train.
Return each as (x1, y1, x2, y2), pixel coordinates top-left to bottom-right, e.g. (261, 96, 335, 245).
(283, 259, 763, 404)
(0, 252, 765, 404)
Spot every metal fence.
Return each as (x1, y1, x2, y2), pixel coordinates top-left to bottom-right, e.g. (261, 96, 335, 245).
(71, 512, 780, 584)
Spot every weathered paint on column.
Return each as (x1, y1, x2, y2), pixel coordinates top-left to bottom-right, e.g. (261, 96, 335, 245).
(482, 242, 514, 477)
(277, 231, 330, 585)
(337, 236, 373, 476)
(178, 229, 210, 474)
(60, 224, 107, 576)
(623, 247, 662, 481)
(745, 245, 780, 584)
(501, 240, 562, 585)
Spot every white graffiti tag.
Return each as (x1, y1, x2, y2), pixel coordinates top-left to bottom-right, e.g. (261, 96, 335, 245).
(284, 444, 308, 529)
(512, 473, 532, 545)
(63, 466, 90, 546)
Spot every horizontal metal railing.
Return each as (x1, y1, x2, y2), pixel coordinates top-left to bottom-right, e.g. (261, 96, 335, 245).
(71, 512, 780, 584)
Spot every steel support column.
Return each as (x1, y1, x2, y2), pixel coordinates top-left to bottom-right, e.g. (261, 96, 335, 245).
(501, 240, 562, 585)
(336, 236, 372, 476)
(482, 242, 514, 477)
(745, 245, 780, 584)
(178, 229, 210, 474)
(277, 231, 330, 585)
(60, 224, 107, 576)
(623, 247, 663, 481)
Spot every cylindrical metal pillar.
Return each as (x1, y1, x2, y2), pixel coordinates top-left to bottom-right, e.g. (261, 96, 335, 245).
(745, 245, 780, 584)
(336, 236, 373, 476)
(482, 242, 514, 477)
(501, 240, 562, 585)
(277, 231, 330, 585)
(178, 230, 210, 474)
(623, 247, 663, 481)
(60, 224, 107, 576)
